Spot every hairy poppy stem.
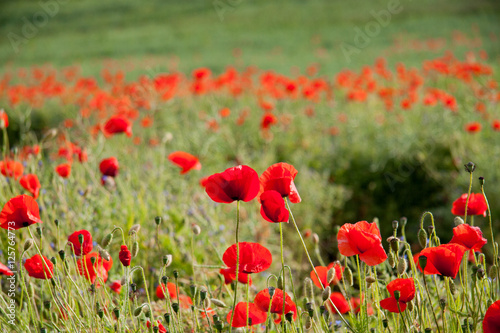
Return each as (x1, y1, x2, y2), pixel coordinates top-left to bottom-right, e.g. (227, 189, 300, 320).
(464, 170, 473, 224)
(285, 198, 354, 332)
(480, 181, 499, 299)
(229, 200, 240, 331)
(422, 276, 441, 333)
(279, 221, 286, 331)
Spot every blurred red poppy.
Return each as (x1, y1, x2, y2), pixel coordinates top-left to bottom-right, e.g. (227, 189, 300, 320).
(465, 122, 481, 133)
(337, 221, 387, 266)
(254, 288, 296, 323)
(0, 194, 42, 230)
(19, 174, 41, 199)
(260, 190, 289, 223)
(261, 112, 277, 130)
(0, 160, 24, 179)
(310, 262, 344, 288)
(220, 268, 252, 285)
(110, 281, 122, 294)
(104, 116, 132, 137)
(417, 243, 467, 278)
(199, 176, 209, 188)
(226, 302, 267, 328)
(223, 242, 272, 274)
(24, 254, 54, 279)
(147, 320, 167, 333)
(483, 300, 500, 333)
(67, 230, 93, 256)
(449, 223, 487, 252)
(55, 163, 71, 178)
(0, 262, 14, 276)
(259, 163, 301, 203)
(451, 193, 487, 216)
(380, 278, 415, 313)
(99, 157, 119, 177)
(168, 151, 201, 174)
(205, 165, 259, 203)
(326, 292, 351, 314)
(0, 109, 8, 128)
(77, 252, 113, 285)
(156, 282, 177, 299)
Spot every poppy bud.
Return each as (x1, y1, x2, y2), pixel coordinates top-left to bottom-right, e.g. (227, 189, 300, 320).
(54, 219, 60, 227)
(304, 277, 314, 300)
(390, 238, 399, 253)
(128, 224, 141, 235)
(192, 224, 201, 235)
(214, 320, 223, 332)
(119, 245, 132, 267)
(366, 276, 376, 287)
(490, 265, 498, 279)
(454, 216, 464, 226)
(98, 246, 111, 262)
(419, 255, 427, 271)
(164, 313, 171, 325)
(23, 238, 34, 252)
(50, 257, 56, 266)
(479, 176, 485, 186)
(190, 284, 197, 296)
(407, 300, 414, 312)
(477, 267, 485, 280)
(163, 255, 173, 267)
(305, 316, 312, 330)
(382, 319, 388, 328)
(58, 250, 65, 261)
(326, 268, 336, 285)
(133, 305, 143, 317)
(211, 298, 226, 308)
(397, 258, 407, 275)
(464, 162, 475, 173)
(439, 298, 446, 310)
(418, 229, 428, 248)
(161, 276, 168, 285)
(28, 284, 34, 297)
(155, 216, 162, 226)
(113, 307, 120, 319)
(131, 241, 139, 257)
(277, 276, 284, 290)
(448, 278, 455, 295)
(312, 233, 319, 244)
(102, 233, 113, 248)
(322, 286, 331, 302)
(343, 267, 353, 286)
(203, 298, 210, 309)
(478, 253, 485, 266)
(388, 252, 396, 268)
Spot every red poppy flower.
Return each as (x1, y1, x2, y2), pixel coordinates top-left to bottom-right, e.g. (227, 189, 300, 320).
(119, 245, 132, 267)
(77, 252, 113, 285)
(449, 223, 487, 252)
(168, 151, 202, 174)
(310, 262, 344, 288)
(260, 190, 289, 223)
(492, 120, 500, 131)
(205, 165, 260, 203)
(258, 163, 301, 203)
(55, 163, 71, 178)
(24, 254, 54, 279)
(99, 157, 119, 177)
(261, 112, 277, 130)
(417, 243, 467, 278)
(337, 221, 387, 266)
(483, 300, 500, 333)
(199, 176, 209, 188)
(254, 288, 294, 316)
(19, 174, 41, 199)
(104, 116, 132, 137)
(110, 280, 122, 294)
(465, 122, 481, 133)
(223, 242, 272, 274)
(147, 320, 167, 333)
(219, 268, 252, 285)
(0, 261, 14, 276)
(326, 292, 351, 314)
(226, 302, 267, 328)
(451, 193, 487, 216)
(0, 109, 8, 128)
(0, 160, 24, 179)
(156, 282, 177, 299)
(0, 194, 42, 230)
(67, 230, 93, 256)
(380, 278, 415, 313)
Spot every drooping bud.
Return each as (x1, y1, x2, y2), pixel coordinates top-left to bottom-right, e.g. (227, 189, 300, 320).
(172, 302, 180, 313)
(58, 250, 65, 261)
(305, 302, 314, 317)
(131, 241, 139, 257)
(164, 313, 171, 325)
(36, 226, 43, 238)
(268, 286, 276, 298)
(312, 233, 319, 244)
(397, 257, 408, 275)
(489, 265, 498, 279)
(407, 300, 414, 312)
(128, 224, 141, 235)
(305, 316, 312, 330)
(327, 267, 336, 285)
(211, 299, 227, 308)
(98, 246, 111, 262)
(113, 307, 120, 319)
(322, 286, 331, 302)
(277, 275, 284, 290)
(102, 233, 113, 248)
(366, 276, 376, 288)
(343, 267, 353, 286)
(23, 238, 34, 252)
(388, 252, 396, 268)
(163, 255, 173, 267)
(390, 237, 399, 253)
(439, 298, 446, 310)
(133, 305, 143, 317)
(418, 229, 428, 248)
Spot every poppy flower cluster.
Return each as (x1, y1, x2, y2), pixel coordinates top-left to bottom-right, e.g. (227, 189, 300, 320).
(451, 193, 487, 216)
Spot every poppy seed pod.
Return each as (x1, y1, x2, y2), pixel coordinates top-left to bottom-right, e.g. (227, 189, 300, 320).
(464, 162, 476, 173)
(392, 220, 399, 230)
(419, 255, 427, 271)
(113, 307, 120, 319)
(58, 250, 65, 261)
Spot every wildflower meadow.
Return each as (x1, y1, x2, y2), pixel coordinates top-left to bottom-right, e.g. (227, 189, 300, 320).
(0, 0, 500, 332)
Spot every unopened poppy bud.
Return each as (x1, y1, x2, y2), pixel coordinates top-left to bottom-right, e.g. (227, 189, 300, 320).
(448, 278, 455, 295)
(454, 216, 464, 226)
(54, 219, 60, 227)
(78, 233, 84, 245)
(119, 245, 132, 266)
(98, 246, 111, 262)
(128, 224, 141, 235)
(163, 254, 173, 267)
(155, 216, 162, 226)
(312, 233, 319, 244)
(418, 229, 428, 248)
(464, 162, 476, 173)
(277, 276, 284, 290)
(133, 305, 143, 317)
(28, 284, 34, 297)
(43, 300, 51, 309)
(392, 220, 398, 230)
(343, 267, 353, 286)
(388, 252, 396, 268)
(390, 238, 399, 253)
(23, 238, 34, 252)
(143, 306, 150, 316)
(489, 265, 498, 279)
(203, 298, 210, 308)
(327, 267, 336, 285)
(306, 302, 314, 317)
(407, 300, 414, 312)
(102, 233, 113, 248)
(419, 255, 427, 270)
(366, 276, 376, 287)
(397, 258, 407, 275)
(478, 253, 485, 266)
(172, 302, 180, 313)
(164, 313, 171, 324)
(439, 298, 446, 310)
(192, 224, 201, 235)
(304, 278, 314, 300)
(58, 250, 65, 261)
(319, 305, 327, 316)
(131, 241, 139, 257)
(305, 316, 312, 330)
(322, 286, 331, 302)
(211, 298, 227, 308)
(113, 307, 120, 319)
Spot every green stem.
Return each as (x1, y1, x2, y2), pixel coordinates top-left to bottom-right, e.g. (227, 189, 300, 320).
(279, 222, 286, 332)
(228, 200, 241, 331)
